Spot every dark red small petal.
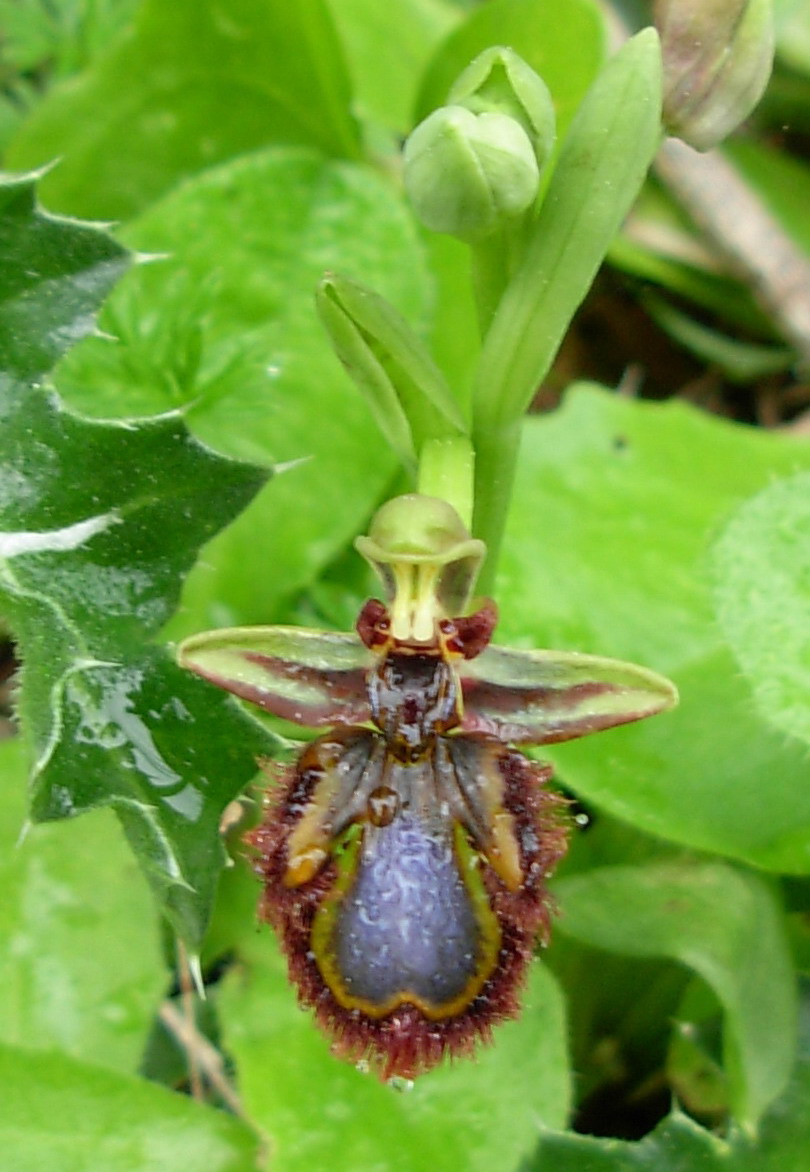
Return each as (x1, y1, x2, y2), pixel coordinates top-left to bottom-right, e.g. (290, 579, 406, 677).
(356, 599, 390, 649)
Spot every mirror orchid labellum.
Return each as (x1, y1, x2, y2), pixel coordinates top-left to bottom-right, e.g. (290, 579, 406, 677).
(177, 494, 677, 1079)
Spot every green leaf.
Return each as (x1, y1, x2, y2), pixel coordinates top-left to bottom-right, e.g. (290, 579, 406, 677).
(0, 737, 165, 1071)
(711, 470, 810, 746)
(524, 991, 810, 1170)
(0, 0, 140, 76)
(524, 1110, 740, 1170)
(555, 860, 797, 1129)
(497, 384, 810, 872)
(642, 292, 794, 383)
(6, 0, 360, 220)
(0, 1042, 260, 1172)
(54, 148, 427, 633)
(415, 0, 606, 139)
(0, 170, 276, 948)
(0, 170, 130, 380)
(218, 919, 570, 1172)
(328, 0, 461, 133)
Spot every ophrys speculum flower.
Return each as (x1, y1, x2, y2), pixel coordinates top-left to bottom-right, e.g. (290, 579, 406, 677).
(178, 495, 676, 1079)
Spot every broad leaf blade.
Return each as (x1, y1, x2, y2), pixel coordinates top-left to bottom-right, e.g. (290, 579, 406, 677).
(711, 470, 810, 747)
(499, 385, 810, 873)
(0, 737, 165, 1072)
(54, 148, 426, 632)
(460, 644, 677, 743)
(0, 1043, 261, 1172)
(178, 625, 372, 726)
(555, 860, 797, 1130)
(0, 171, 277, 947)
(6, 0, 360, 220)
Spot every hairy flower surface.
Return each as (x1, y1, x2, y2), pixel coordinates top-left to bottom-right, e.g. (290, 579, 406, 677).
(178, 495, 676, 1078)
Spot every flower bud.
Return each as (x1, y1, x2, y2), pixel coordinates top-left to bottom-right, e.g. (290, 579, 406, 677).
(403, 104, 540, 240)
(655, 0, 775, 151)
(449, 46, 556, 171)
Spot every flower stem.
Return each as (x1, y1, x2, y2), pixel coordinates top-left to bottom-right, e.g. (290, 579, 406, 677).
(417, 435, 475, 531)
(471, 418, 521, 594)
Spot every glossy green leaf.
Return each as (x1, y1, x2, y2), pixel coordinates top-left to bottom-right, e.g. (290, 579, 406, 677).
(415, 0, 606, 139)
(0, 1042, 260, 1172)
(497, 384, 810, 871)
(711, 470, 810, 746)
(328, 0, 461, 132)
(6, 0, 360, 220)
(555, 860, 797, 1129)
(54, 148, 427, 634)
(0, 170, 276, 947)
(524, 994, 810, 1170)
(218, 917, 570, 1172)
(0, 170, 130, 380)
(0, 737, 164, 1071)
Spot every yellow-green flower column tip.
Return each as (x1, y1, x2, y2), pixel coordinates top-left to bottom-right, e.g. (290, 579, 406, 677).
(355, 494, 486, 642)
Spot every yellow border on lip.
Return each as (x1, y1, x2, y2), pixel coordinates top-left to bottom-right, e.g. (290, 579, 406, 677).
(310, 822, 502, 1020)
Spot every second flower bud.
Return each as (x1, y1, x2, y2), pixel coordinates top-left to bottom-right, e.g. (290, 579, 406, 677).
(404, 104, 540, 240)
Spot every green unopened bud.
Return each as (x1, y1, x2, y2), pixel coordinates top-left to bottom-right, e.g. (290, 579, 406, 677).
(356, 494, 486, 640)
(449, 46, 556, 171)
(655, 0, 775, 151)
(404, 105, 540, 240)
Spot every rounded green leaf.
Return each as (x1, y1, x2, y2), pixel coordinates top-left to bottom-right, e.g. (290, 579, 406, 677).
(329, 0, 461, 133)
(555, 859, 797, 1129)
(711, 470, 810, 746)
(0, 1043, 260, 1172)
(6, 0, 360, 220)
(0, 738, 164, 1071)
(497, 385, 810, 872)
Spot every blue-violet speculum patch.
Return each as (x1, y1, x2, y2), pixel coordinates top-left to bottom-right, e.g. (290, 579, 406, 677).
(177, 494, 677, 1079)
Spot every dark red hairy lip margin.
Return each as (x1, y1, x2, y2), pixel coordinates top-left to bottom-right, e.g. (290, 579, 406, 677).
(246, 743, 569, 1080)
